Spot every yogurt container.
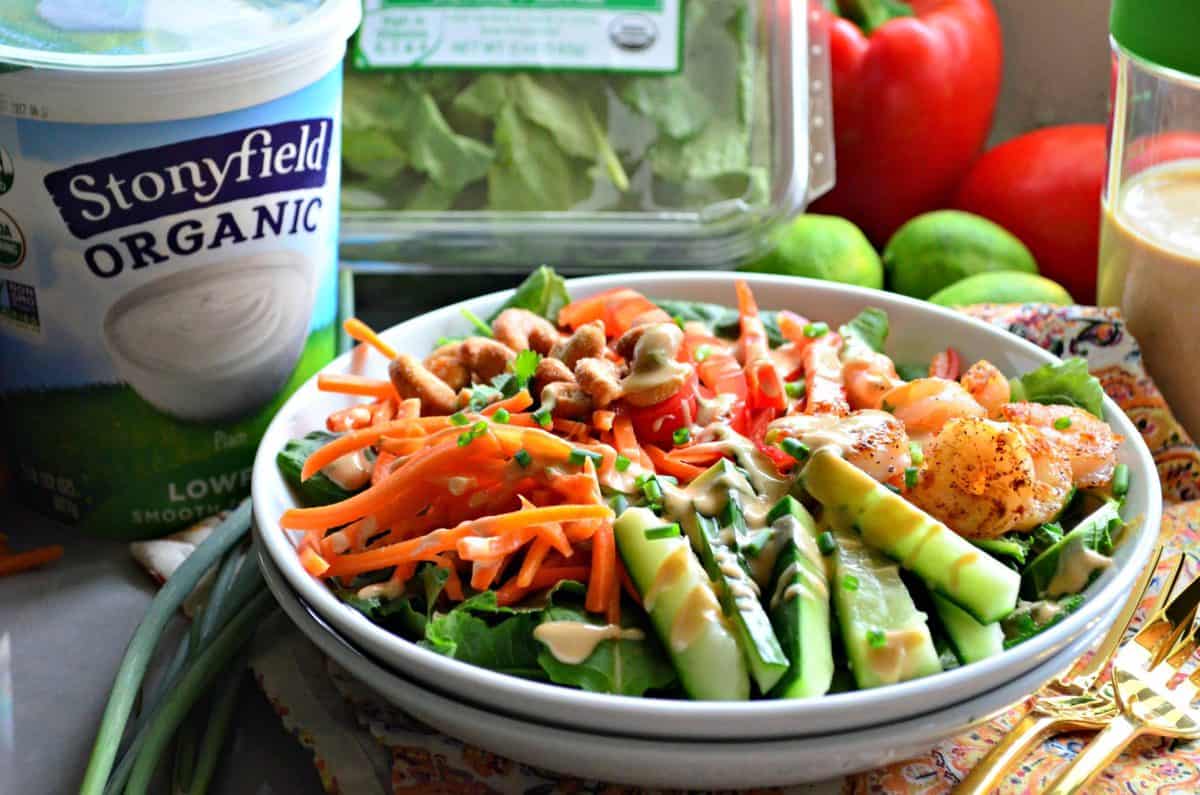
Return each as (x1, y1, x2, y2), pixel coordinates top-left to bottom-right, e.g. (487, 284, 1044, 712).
(0, 0, 361, 538)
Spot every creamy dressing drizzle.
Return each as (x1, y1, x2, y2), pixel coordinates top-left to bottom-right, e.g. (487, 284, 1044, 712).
(533, 621, 645, 664)
(947, 551, 978, 593)
(356, 578, 404, 601)
(670, 584, 722, 653)
(768, 526, 827, 609)
(1045, 538, 1113, 597)
(865, 628, 931, 685)
(322, 450, 373, 491)
(644, 543, 691, 612)
(620, 324, 692, 400)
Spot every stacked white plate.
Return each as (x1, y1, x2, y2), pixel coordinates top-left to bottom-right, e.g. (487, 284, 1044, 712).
(252, 273, 1161, 788)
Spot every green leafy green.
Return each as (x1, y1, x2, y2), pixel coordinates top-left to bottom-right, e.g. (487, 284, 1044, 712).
(423, 609, 545, 678)
(512, 349, 541, 388)
(1002, 595, 1084, 649)
(839, 308, 889, 358)
(276, 432, 357, 506)
(619, 73, 714, 140)
(653, 298, 783, 347)
(895, 362, 929, 381)
(1021, 501, 1121, 600)
(971, 535, 1031, 566)
(407, 92, 495, 192)
(488, 101, 591, 212)
(1008, 358, 1106, 418)
(489, 265, 571, 323)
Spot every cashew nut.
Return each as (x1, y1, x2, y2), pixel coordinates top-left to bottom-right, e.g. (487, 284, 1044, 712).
(574, 357, 623, 408)
(389, 354, 459, 416)
(550, 320, 606, 370)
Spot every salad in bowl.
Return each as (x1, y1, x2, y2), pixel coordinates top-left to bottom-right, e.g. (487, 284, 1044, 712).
(274, 268, 1134, 702)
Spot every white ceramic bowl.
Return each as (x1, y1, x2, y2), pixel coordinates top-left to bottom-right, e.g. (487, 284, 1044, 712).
(253, 271, 1161, 741)
(257, 544, 1103, 788)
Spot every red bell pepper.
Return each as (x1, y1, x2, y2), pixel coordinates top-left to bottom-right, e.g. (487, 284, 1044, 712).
(809, 0, 1003, 245)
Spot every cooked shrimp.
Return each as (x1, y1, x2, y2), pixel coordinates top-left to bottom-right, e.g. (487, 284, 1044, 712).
(803, 333, 850, 415)
(767, 410, 911, 483)
(908, 417, 1073, 538)
(491, 308, 563, 355)
(843, 351, 904, 411)
(997, 402, 1121, 488)
(959, 360, 1010, 415)
(881, 378, 985, 437)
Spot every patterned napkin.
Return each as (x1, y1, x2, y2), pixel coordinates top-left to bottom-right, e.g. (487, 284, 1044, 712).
(147, 303, 1200, 794)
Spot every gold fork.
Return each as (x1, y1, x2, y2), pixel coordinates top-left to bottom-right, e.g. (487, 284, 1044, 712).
(954, 545, 1175, 795)
(1044, 568, 1200, 795)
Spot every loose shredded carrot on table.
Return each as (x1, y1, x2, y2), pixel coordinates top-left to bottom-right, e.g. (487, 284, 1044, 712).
(495, 565, 591, 606)
(317, 373, 397, 400)
(645, 444, 705, 482)
(343, 318, 397, 359)
(0, 544, 64, 577)
(321, 503, 613, 577)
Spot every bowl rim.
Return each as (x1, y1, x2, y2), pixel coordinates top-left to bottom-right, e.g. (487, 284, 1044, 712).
(253, 270, 1161, 730)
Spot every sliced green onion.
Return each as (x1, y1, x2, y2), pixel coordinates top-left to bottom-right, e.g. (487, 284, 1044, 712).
(908, 441, 924, 466)
(569, 448, 604, 466)
(460, 307, 494, 337)
(642, 476, 664, 503)
(842, 575, 859, 592)
(514, 449, 532, 468)
(449, 412, 470, 426)
(780, 437, 811, 461)
(534, 409, 553, 429)
(673, 315, 686, 330)
(817, 531, 837, 556)
(867, 629, 887, 648)
(644, 523, 682, 540)
(673, 427, 691, 445)
(1112, 463, 1130, 498)
(904, 466, 919, 489)
(615, 454, 632, 472)
(785, 379, 806, 400)
(1053, 415, 1073, 431)
(803, 321, 829, 339)
(457, 420, 489, 447)
(609, 494, 630, 515)
(695, 345, 713, 362)
(492, 408, 510, 423)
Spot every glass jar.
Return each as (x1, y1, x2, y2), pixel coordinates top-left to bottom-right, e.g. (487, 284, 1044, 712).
(338, 0, 833, 272)
(1099, 0, 1200, 438)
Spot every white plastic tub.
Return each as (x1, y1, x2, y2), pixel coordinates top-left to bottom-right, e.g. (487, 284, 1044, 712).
(0, 0, 360, 538)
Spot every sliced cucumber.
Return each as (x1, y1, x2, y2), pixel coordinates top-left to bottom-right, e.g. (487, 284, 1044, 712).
(801, 448, 1019, 623)
(614, 507, 750, 701)
(930, 592, 1004, 665)
(830, 525, 941, 689)
(764, 496, 834, 699)
(1021, 500, 1120, 600)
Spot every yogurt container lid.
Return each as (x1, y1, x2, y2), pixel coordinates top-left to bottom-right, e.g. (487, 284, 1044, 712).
(0, 0, 361, 71)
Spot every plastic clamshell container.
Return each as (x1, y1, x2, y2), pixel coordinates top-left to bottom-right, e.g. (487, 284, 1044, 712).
(339, 0, 833, 271)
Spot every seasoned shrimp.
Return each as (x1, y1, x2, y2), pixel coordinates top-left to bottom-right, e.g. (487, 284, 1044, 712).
(959, 360, 1010, 415)
(908, 417, 1073, 538)
(997, 403, 1121, 488)
(768, 410, 911, 483)
(881, 378, 985, 437)
(843, 351, 904, 411)
(491, 308, 563, 354)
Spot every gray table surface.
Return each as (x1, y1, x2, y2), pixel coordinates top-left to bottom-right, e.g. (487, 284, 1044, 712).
(1, 501, 324, 795)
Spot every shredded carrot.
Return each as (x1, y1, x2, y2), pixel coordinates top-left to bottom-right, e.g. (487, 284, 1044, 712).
(516, 536, 553, 588)
(611, 415, 640, 459)
(301, 416, 451, 481)
(326, 404, 374, 432)
(606, 555, 622, 625)
(592, 410, 615, 432)
(370, 399, 398, 425)
(371, 451, 398, 486)
(317, 373, 396, 400)
(457, 525, 542, 561)
(667, 444, 725, 466)
(552, 417, 591, 438)
(343, 318, 397, 359)
(645, 444, 705, 482)
(586, 524, 616, 614)
(436, 557, 465, 601)
(0, 544, 64, 577)
(471, 556, 508, 591)
(495, 565, 591, 606)
(777, 309, 813, 347)
(483, 389, 533, 416)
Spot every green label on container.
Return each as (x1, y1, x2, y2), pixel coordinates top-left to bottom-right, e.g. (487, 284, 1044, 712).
(354, 0, 681, 73)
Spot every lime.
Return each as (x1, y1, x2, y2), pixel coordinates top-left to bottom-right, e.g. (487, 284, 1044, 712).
(928, 271, 1074, 307)
(883, 210, 1038, 299)
(743, 214, 884, 289)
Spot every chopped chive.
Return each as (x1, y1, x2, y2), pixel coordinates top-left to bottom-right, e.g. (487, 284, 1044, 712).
(449, 412, 470, 427)
(695, 345, 713, 362)
(492, 408, 510, 423)
(908, 441, 924, 466)
(644, 523, 682, 540)
(884, 483, 901, 494)
(569, 448, 604, 466)
(642, 477, 664, 503)
(673, 315, 686, 330)
(634, 473, 650, 487)
(514, 449, 532, 468)
(457, 420, 489, 447)
(648, 503, 663, 513)
(904, 466, 919, 489)
(785, 379, 806, 400)
(615, 454, 632, 472)
(779, 437, 811, 461)
(1112, 463, 1130, 497)
(803, 321, 829, 339)
(460, 307, 494, 338)
(867, 629, 887, 648)
(609, 494, 630, 515)
(842, 575, 859, 592)
(673, 427, 691, 445)
(457, 432, 474, 447)
(1053, 415, 1072, 431)
(817, 531, 836, 556)
(533, 409, 553, 429)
